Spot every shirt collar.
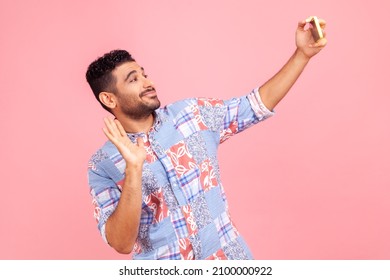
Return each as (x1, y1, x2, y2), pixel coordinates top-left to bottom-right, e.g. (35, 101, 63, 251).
(126, 109, 165, 138)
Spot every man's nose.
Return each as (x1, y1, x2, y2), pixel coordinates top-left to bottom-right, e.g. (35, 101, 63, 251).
(143, 76, 154, 88)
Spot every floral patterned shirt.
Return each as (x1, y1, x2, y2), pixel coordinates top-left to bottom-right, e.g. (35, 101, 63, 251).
(88, 88, 274, 259)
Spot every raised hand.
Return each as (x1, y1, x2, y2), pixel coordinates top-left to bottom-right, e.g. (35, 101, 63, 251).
(296, 17, 327, 59)
(102, 117, 146, 168)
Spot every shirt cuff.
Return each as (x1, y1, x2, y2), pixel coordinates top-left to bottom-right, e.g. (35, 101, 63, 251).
(247, 87, 275, 121)
(100, 223, 109, 244)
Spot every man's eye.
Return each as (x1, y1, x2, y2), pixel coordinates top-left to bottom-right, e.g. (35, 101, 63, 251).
(129, 77, 137, 83)
(143, 74, 148, 78)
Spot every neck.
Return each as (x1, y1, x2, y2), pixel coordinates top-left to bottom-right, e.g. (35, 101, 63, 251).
(115, 113, 155, 134)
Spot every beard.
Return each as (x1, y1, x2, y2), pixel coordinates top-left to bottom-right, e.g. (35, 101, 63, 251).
(118, 95, 161, 120)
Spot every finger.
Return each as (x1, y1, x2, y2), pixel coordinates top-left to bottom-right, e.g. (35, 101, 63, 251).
(103, 117, 120, 138)
(311, 37, 327, 48)
(103, 117, 114, 136)
(102, 126, 117, 144)
(114, 119, 127, 137)
(318, 18, 327, 29)
(136, 137, 145, 148)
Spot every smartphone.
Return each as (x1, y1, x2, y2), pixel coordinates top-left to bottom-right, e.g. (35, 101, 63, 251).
(306, 16, 323, 42)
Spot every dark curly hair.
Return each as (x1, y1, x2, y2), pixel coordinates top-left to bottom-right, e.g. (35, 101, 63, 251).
(86, 49, 135, 112)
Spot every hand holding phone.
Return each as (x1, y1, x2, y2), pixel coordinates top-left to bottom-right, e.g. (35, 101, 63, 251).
(306, 16, 324, 42)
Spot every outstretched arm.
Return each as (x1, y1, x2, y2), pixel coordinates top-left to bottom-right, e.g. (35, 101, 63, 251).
(259, 18, 327, 111)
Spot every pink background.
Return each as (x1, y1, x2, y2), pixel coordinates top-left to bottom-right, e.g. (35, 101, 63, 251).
(1, 0, 389, 259)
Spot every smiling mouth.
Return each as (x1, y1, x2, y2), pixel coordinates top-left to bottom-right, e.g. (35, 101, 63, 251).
(140, 88, 157, 97)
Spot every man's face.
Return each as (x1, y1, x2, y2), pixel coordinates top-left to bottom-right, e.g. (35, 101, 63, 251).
(112, 61, 160, 119)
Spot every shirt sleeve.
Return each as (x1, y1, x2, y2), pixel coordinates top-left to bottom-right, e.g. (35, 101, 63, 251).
(88, 150, 122, 244)
(196, 88, 274, 143)
(220, 87, 274, 143)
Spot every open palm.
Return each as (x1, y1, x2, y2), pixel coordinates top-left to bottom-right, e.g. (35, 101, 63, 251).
(103, 117, 146, 167)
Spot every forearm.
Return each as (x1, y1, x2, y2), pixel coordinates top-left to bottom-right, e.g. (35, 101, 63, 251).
(259, 49, 310, 111)
(105, 165, 143, 254)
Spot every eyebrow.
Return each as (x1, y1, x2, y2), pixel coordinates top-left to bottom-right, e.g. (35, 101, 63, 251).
(124, 67, 145, 82)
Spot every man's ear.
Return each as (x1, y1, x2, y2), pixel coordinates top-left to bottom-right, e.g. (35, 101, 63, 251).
(99, 92, 117, 109)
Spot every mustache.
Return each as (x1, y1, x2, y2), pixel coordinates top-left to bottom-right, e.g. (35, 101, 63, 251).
(140, 87, 156, 97)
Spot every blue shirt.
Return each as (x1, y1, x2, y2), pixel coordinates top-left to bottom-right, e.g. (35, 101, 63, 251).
(88, 88, 274, 259)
